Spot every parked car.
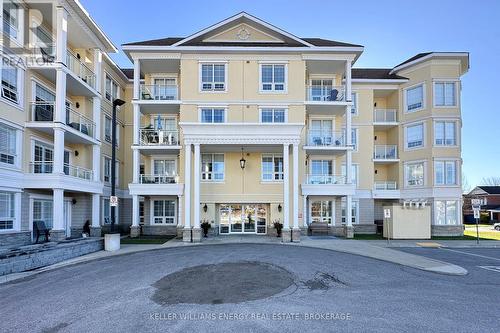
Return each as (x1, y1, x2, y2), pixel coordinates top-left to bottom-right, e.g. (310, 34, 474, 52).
(494, 223, 500, 231)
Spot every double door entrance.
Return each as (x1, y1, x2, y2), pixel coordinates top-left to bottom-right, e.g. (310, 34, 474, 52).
(219, 204, 267, 234)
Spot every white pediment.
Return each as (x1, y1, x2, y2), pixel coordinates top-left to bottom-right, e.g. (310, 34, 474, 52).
(203, 23, 284, 43)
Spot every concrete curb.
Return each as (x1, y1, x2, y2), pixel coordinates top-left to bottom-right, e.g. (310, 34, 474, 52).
(0, 238, 468, 285)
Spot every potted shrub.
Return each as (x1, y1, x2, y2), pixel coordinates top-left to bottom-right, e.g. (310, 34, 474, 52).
(201, 220, 211, 237)
(273, 219, 283, 237)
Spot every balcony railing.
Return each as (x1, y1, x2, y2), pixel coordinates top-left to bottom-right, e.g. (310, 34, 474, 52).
(66, 52, 95, 89)
(30, 161, 93, 180)
(30, 102, 95, 138)
(374, 181, 397, 190)
(307, 130, 345, 147)
(374, 109, 397, 123)
(139, 128, 179, 146)
(139, 174, 179, 184)
(373, 145, 398, 160)
(306, 85, 345, 102)
(140, 84, 178, 100)
(306, 174, 347, 185)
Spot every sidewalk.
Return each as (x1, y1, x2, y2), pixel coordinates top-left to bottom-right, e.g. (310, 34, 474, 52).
(1, 236, 473, 285)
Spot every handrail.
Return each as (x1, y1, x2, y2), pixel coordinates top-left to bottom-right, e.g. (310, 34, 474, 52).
(374, 145, 398, 159)
(374, 109, 397, 123)
(30, 161, 93, 180)
(30, 161, 53, 174)
(139, 128, 179, 145)
(306, 174, 347, 185)
(307, 130, 345, 147)
(374, 181, 397, 190)
(140, 84, 178, 100)
(66, 51, 95, 88)
(306, 85, 345, 102)
(139, 174, 179, 184)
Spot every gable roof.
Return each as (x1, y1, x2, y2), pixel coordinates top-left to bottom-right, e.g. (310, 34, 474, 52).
(123, 37, 183, 47)
(391, 52, 469, 75)
(477, 186, 500, 195)
(352, 68, 407, 80)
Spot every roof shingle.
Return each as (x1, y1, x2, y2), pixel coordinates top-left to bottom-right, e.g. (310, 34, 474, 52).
(352, 68, 407, 80)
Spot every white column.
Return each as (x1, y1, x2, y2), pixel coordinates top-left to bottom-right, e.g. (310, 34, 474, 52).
(91, 194, 100, 228)
(133, 59, 140, 100)
(303, 195, 308, 226)
(345, 60, 352, 101)
(283, 144, 290, 230)
(133, 150, 140, 183)
(184, 144, 191, 229)
(53, 127, 65, 174)
(55, 69, 66, 123)
(345, 112, 352, 185)
(177, 195, 183, 227)
(92, 145, 100, 182)
(193, 143, 201, 229)
(52, 189, 64, 230)
(346, 195, 353, 227)
(132, 195, 139, 227)
(55, 6, 68, 65)
(93, 49, 102, 93)
(292, 143, 299, 230)
(133, 104, 140, 145)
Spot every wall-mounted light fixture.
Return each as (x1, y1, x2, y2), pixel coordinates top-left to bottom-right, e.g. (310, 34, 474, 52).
(278, 204, 282, 212)
(240, 148, 246, 169)
(203, 204, 208, 213)
(74, 150, 79, 156)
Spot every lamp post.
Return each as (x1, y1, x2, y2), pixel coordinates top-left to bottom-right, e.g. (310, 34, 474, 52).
(111, 98, 125, 233)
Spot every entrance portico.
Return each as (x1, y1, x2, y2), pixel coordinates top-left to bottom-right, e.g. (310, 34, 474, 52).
(181, 122, 303, 242)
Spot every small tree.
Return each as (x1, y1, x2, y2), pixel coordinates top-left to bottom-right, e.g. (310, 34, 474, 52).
(462, 173, 471, 194)
(481, 176, 500, 186)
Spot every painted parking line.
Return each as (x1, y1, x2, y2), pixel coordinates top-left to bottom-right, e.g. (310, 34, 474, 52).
(441, 248, 500, 261)
(478, 266, 500, 273)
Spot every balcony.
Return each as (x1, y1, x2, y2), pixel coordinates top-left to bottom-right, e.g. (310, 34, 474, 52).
(134, 128, 181, 155)
(134, 84, 181, 114)
(373, 109, 398, 129)
(129, 174, 184, 196)
(373, 181, 400, 199)
(373, 145, 399, 163)
(305, 85, 350, 115)
(301, 174, 355, 196)
(303, 130, 350, 155)
(25, 162, 101, 193)
(26, 102, 97, 144)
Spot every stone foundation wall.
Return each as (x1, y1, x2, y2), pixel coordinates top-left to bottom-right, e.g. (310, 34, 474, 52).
(0, 232, 32, 249)
(354, 224, 377, 234)
(431, 225, 464, 237)
(329, 226, 345, 237)
(142, 225, 177, 236)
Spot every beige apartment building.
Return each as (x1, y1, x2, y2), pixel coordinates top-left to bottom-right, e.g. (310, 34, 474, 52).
(0, 4, 468, 247)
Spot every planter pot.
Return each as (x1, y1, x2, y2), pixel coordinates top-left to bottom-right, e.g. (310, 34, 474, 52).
(104, 233, 121, 252)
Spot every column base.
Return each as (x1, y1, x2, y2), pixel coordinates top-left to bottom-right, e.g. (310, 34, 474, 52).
(192, 227, 202, 243)
(89, 226, 102, 238)
(345, 226, 354, 239)
(49, 229, 66, 242)
(176, 225, 184, 238)
(292, 228, 301, 243)
(130, 226, 141, 238)
(182, 228, 192, 242)
(281, 228, 292, 242)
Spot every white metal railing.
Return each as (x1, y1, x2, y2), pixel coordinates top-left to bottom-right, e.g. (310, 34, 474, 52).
(374, 145, 398, 160)
(306, 85, 345, 102)
(30, 102, 94, 138)
(139, 174, 179, 184)
(307, 130, 345, 147)
(140, 84, 178, 100)
(64, 164, 93, 180)
(374, 181, 397, 190)
(66, 107, 95, 138)
(139, 128, 179, 146)
(374, 109, 397, 123)
(66, 52, 95, 88)
(306, 174, 347, 185)
(30, 161, 53, 174)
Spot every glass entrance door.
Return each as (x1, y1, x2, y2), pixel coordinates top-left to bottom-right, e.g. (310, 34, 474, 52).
(219, 204, 267, 234)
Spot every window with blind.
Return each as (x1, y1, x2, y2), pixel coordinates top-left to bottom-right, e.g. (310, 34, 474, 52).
(434, 82, 456, 106)
(0, 192, 15, 230)
(200, 64, 226, 91)
(434, 121, 456, 146)
(0, 124, 16, 165)
(405, 84, 424, 112)
(260, 64, 286, 92)
(1, 65, 19, 104)
(3, 0, 19, 40)
(406, 162, 425, 187)
(201, 108, 225, 123)
(105, 75, 119, 102)
(406, 123, 424, 149)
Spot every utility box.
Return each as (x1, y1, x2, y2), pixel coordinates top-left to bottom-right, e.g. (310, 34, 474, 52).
(383, 204, 431, 239)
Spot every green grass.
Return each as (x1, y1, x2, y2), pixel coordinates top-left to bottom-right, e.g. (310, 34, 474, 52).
(353, 234, 385, 240)
(120, 236, 174, 244)
(463, 228, 500, 241)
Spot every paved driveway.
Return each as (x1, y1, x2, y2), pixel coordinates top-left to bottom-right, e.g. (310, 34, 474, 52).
(0, 244, 498, 333)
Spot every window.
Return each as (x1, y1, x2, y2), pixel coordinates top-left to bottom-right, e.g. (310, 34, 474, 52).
(261, 154, 283, 181)
(351, 93, 358, 114)
(435, 200, 458, 225)
(406, 123, 424, 149)
(152, 78, 177, 100)
(0, 192, 15, 230)
(104, 158, 118, 184)
(260, 108, 285, 123)
(104, 116, 111, 143)
(310, 201, 332, 224)
(103, 198, 118, 224)
(3, 0, 19, 40)
(153, 200, 176, 224)
(435, 161, 457, 186)
(406, 162, 425, 187)
(153, 159, 176, 176)
(0, 124, 16, 165)
(341, 199, 358, 224)
(33, 199, 53, 229)
(310, 79, 333, 101)
(201, 154, 224, 181)
(434, 121, 456, 146)
(309, 160, 333, 184)
(434, 82, 456, 107)
(201, 108, 225, 123)
(33, 141, 53, 173)
(1, 64, 19, 104)
(200, 63, 226, 91)
(105, 75, 119, 102)
(260, 64, 286, 92)
(406, 84, 424, 112)
(139, 201, 145, 224)
(341, 164, 359, 186)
